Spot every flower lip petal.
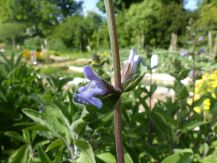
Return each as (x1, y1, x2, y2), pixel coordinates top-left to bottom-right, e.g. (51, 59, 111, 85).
(83, 65, 101, 81)
(87, 97, 103, 109)
(77, 85, 87, 93)
(75, 93, 103, 109)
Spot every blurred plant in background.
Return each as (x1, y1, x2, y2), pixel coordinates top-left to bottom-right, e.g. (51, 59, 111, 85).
(0, 0, 216, 162)
(189, 70, 217, 114)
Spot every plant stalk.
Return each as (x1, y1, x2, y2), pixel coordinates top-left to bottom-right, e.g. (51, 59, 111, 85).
(104, 0, 124, 163)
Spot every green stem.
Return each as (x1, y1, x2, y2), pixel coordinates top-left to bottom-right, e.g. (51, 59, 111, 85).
(104, 0, 124, 163)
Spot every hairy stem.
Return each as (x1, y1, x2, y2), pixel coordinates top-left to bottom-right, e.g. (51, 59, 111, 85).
(104, 0, 124, 163)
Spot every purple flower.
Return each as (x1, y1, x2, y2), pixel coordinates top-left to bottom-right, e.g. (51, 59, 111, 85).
(200, 47, 206, 54)
(180, 49, 188, 56)
(74, 48, 143, 108)
(121, 48, 141, 83)
(74, 65, 115, 109)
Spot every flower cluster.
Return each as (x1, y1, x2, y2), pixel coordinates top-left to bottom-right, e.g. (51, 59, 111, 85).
(188, 70, 217, 113)
(74, 48, 143, 109)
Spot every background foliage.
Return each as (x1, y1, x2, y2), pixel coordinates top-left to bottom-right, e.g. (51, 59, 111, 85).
(0, 0, 217, 162)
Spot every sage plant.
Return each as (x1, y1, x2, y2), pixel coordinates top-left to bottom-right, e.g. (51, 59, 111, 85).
(74, 1, 145, 162)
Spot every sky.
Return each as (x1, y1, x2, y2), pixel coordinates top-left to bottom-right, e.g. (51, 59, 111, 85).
(76, 0, 102, 15)
(184, 0, 201, 10)
(79, 0, 200, 15)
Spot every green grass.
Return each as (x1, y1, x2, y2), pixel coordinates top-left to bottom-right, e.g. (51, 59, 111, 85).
(51, 49, 92, 59)
(40, 66, 83, 78)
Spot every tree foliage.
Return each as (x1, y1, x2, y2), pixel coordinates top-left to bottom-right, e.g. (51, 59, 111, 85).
(0, 0, 83, 36)
(195, 3, 217, 31)
(97, 0, 143, 13)
(0, 22, 26, 42)
(51, 12, 103, 51)
(0, 0, 216, 51)
(115, 0, 190, 48)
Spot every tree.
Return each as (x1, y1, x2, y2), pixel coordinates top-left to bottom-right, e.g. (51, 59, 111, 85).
(124, 0, 162, 48)
(96, 0, 143, 13)
(97, 0, 184, 13)
(51, 12, 103, 51)
(0, 22, 26, 49)
(114, 0, 190, 48)
(194, 3, 217, 31)
(0, 0, 83, 36)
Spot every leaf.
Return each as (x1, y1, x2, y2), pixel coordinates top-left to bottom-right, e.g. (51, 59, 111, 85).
(71, 118, 85, 135)
(162, 149, 193, 163)
(148, 111, 171, 135)
(84, 92, 120, 120)
(24, 124, 48, 131)
(148, 83, 157, 97)
(124, 152, 134, 163)
(96, 152, 116, 163)
(0, 91, 7, 102)
(5, 131, 25, 143)
(174, 80, 188, 99)
(202, 150, 217, 163)
(75, 140, 96, 163)
(123, 72, 145, 92)
(23, 106, 71, 144)
(177, 69, 190, 80)
(46, 139, 63, 152)
(141, 142, 160, 160)
(23, 129, 31, 144)
(100, 91, 121, 111)
(22, 108, 46, 126)
(36, 140, 50, 147)
(9, 145, 29, 163)
(37, 146, 52, 163)
(183, 120, 209, 131)
(43, 105, 71, 143)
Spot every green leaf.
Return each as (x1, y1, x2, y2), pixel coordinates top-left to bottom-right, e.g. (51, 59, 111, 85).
(75, 140, 96, 163)
(202, 150, 217, 163)
(162, 149, 193, 163)
(148, 111, 171, 136)
(0, 91, 7, 102)
(96, 152, 116, 163)
(24, 124, 48, 131)
(5, 131, 25, 143)
(100, 91, 121, 111)
(23, 106, 71, 144)
(36, 140, 50, 147)
(71, 118, 86, 135)
(148, 83, 157, 97)
(46, 139, 63, 152)
(22, 108, 46, 126)
(9, 145, 29, 163)
(37, 146, 52, 163)
(123, 72, 145, 92)
(174, 80, 188, 99)
(23, 129, 31, 144)
(183, 120, 209, 131)
(124, 152, 134, 163)
(177, 69, 190, 80)
(43, 105, 71, 143)
(84, 92, 120, 119)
